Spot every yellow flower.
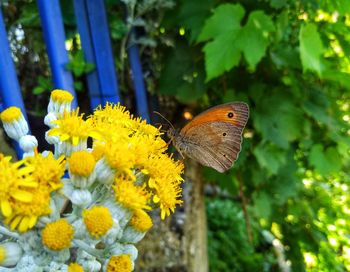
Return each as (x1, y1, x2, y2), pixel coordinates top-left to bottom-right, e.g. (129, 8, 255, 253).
(106, 255, 132, 272)
(0, 242, 22, 267)
(42, 219, 74, 250)
(103, 136, 135, 174)
(0, 107, 22, 123)
(83, 206, 113, 238)
(0, 107, 29, 140)
(152, 179, 183, 220)
(25, 152, 65, 191)
(48, 108, 100, 146)
(0, 154, 37, 218)
(47, 89, 74, 114)
(129, 209, 153, 232)
(68, 263, 84, 272)
(113, 176, 151, 211)
(4, 186, 51, 232)
(69, 151, 96, 177)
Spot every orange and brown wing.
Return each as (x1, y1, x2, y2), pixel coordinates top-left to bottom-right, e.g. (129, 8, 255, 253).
(180, 102, 249, 135)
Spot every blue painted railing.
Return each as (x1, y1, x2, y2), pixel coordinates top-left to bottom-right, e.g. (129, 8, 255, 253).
(0, 0, 150, 157)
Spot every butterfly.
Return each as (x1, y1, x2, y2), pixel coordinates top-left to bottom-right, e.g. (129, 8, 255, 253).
(167, 102, 249, 173)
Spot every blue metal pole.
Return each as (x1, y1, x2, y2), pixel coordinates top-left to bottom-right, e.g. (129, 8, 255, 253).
(73, 0, 103, 110)
(86, 0, 121, 105)
(128, 35, 150, 122)
(0, 9, 27, 157)
(37, 0, 77, 108)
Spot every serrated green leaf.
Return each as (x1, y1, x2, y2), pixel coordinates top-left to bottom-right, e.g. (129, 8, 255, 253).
(197, 3, 244, 42)
(236, 11, 275, 70)
(299, 23, 325, 76)
(253, 142, 286, 175)
(309, 144, 342, 175)
(203, 33, 241, 81)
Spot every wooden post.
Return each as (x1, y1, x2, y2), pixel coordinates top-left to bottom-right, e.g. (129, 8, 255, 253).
(136, 160, 208, 271)
(184, 160, 208, 272)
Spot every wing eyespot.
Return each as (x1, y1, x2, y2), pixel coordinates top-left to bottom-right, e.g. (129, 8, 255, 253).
(227, 112, 234, 118)
(222, 132, 227, 136)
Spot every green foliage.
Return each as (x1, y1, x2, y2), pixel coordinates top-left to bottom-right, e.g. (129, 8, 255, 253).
(159, 0, 350, 270)
(207, 198, 273, 272)
(198, 4, 275, 80)
(32, 76, 53, 95)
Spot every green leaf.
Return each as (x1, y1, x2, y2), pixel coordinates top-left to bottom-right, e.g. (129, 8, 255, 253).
(197, 4, 244, 42)
(299, 23, 325, 76)
(203, 33, 241, 81)
(309, 144, 342, 175)
(253, 192, 271, 219)
(269, 0, 287, 9)
(32, 86, 45, 95)
(253, 142, 286, 175)
(236, 11, 275, 70)
(253, 92, 305, 149)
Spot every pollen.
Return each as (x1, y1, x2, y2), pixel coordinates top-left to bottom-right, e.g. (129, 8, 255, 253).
(130, 209, 153, 232)
(68, 262, 84, 272)
(42, 219, 74, 250)
(0, 107, 22, 123)
(51, 89, 74, 103)
(69, 151, 96, 177)
(83, 206, 113, 238)
(106, 255, 132, 272)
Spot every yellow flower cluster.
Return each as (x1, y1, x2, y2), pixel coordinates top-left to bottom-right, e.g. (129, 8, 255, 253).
(0, 153, 65, 232)
(47, 101, 184, 219)
(90, 103, 184, 219)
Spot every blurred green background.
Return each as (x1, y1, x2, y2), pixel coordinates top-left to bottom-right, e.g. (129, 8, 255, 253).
(2, 0, 350, 271)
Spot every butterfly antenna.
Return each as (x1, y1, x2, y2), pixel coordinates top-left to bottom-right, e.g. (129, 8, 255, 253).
(153, 111, 175, 130)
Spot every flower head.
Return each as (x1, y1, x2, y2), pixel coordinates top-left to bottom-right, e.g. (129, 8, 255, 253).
(47, 89, 74, 114)
(25, 152, 65, 192)
(129, 209, 153, 232)
(0, 242, 22, 267)
(106, 255, 132, 272)
(68, 262, 84, 272)
(0, 154, 36, 218)
(42, 219, 74, 250)
(113, 176, 151, 211)
(83, 206, 113, 238)
(48, 108, 100, 147)
(0, 107, 29, 140)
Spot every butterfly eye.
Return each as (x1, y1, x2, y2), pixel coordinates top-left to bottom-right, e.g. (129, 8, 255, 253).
(227, 112, 234, 118)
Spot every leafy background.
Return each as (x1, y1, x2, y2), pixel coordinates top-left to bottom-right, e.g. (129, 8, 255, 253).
(2, 0, 350, 271)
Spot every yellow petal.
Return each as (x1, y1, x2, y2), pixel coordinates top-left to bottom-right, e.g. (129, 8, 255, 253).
(18, 216, 30, 232)
(18, 166, 34, 175)
(72, 136, 79, 146)
(89, 131, 102, 140)
(17, 181, 38, 188)
(28, 215, 38, 228)
(10, 215, 22, 230)
(11, 190, 33, 202)
(161, 209, 165, 220)
(61, 133, 70, 141)
(1, 200, 12, 217)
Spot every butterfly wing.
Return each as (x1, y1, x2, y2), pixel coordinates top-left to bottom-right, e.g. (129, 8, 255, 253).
(180, 102, 249, 135)
(178, 102, 249, 172)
